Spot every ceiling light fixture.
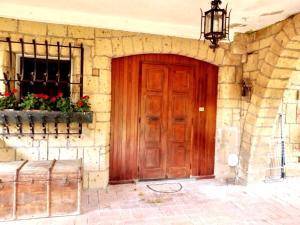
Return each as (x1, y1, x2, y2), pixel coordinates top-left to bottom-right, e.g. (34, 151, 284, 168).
(200, 0, 231, 50)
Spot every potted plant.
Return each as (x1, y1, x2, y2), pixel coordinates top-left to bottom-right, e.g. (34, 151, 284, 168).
(0, 88, 18, 110)
(75, 96, 91, 112)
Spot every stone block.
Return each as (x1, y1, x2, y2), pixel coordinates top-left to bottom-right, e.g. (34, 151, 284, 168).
(187, 39, 199, 58)
(132, 36, 144, 54)
(99, 70, 111, 94)
(59, 148, 78, 160)
(96, 112, 111, 122)
(275, 31, 290, 47)
(95, 38, 112, 56)
(222, 52, 242, 66)
(276, 57, 298, 69)
(111, 37, 124, 57)
(272, 68, 292, 79)
(258, 48, 269, 60)
(280, 49, 300, 58)
(267, 78, 288, 89)
(122, 37, 134, 55)
(289, 124, 300, 143)
(84, 147, 100, 171)
(99, 151, 109, 171)
(214, 47, 225, 65)
(217, 108, 233, 126)
(197, 41, 209, 60)
(230, 42, 247, 54)
(218, 84, 241, 99)
(293, 13, 300, 28)
(162, 36, 172, 53)
(143, 35, 162, 53)
(95, 29, 112, 38)
(171, 37, 182, 54)
(19, 21, 47, 35)
(93, 56, 111, 70)
(218, 66, 236, 83)
(83, 75, 99, 94)
(286, 104, 297, 124)
(265, 52, 279, 66)
(47, 24, 67, 37)
(68, 25, 94, 39)
(283, 20, 297, 40)
(0, 148, 15, 161)
(247, 41, 260, 53)
(243, 53, 258, 72)
(259, 36, 274, 49)
(286, 41, 300, 50)
(0, 18, 18, 32)
(90, 94, 111, 112)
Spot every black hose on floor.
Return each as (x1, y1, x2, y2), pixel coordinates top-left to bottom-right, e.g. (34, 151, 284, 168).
(146, 183, 183, 193)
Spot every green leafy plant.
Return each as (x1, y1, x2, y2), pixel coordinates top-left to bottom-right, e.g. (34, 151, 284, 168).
(0, 88, 18, 110)
(56, 94, 74, 113)
(18, 93, 39, 110)
(75, 95, 91, 112)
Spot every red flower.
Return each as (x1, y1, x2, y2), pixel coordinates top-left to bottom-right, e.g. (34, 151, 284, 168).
(77, 101, 84, 107)
(32, 93, 40, 98)
(81, 95, 89, 100)
(50, 97, 57, 103)
(33, 93, 49, 100)
(41, 94, 49, 100)
(57, 92, 63, 98)
(4, 91, 11, 97)
(11, 88, 17, 93)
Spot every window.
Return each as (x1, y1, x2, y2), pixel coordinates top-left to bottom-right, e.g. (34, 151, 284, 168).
(19, 57, 71, 98)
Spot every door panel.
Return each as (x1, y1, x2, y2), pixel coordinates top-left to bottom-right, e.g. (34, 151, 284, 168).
(166, 65, 194, 178)
(139, 63, 168, 179)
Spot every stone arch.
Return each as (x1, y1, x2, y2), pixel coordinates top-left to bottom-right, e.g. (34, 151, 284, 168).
(238, 13, 300, 183)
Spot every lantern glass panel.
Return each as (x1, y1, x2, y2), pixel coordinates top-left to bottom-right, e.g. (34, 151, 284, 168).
(213, 10, 224, 32)
(205, 11, 212, 35)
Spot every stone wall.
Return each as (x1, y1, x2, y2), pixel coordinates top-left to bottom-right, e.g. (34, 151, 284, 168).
(0, 17, 246, 188)
(236, 13, 300, 183)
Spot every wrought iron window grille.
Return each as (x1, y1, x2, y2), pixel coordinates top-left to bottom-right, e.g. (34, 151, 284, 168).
(0, 37, 93, 139)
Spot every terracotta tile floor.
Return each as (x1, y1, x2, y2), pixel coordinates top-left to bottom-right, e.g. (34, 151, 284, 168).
(3, 178, 300, 225)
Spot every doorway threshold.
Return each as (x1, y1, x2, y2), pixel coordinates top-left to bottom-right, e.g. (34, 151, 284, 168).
(136, 177, 200, 184)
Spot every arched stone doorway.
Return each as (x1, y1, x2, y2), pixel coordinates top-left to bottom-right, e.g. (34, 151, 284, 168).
(238, 14, 300, 183)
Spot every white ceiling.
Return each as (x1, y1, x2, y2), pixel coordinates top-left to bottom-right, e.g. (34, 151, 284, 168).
(0, 0, 299, 40)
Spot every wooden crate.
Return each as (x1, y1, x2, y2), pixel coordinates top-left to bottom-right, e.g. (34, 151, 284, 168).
(0, 159, 82, 221)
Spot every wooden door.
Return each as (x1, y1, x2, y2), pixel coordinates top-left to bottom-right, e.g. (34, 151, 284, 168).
(166, 65, 194, 178)
(139, 63, 194, 179)
(139, 63, 168, 179)
(110, 54, 218, 184)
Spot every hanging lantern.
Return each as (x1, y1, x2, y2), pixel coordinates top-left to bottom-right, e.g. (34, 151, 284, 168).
(200, 0, 231, 50)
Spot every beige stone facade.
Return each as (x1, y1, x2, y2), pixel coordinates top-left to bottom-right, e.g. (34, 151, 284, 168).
(0, 13, 299, 188)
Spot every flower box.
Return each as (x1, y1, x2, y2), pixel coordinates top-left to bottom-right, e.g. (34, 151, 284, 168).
(0, 110, 93, 124)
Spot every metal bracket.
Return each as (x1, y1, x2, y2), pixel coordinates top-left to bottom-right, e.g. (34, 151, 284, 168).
(28, 114, 34, 139)
(2, 114, 9, 138)
(54, 116, 59, 139)
(42, 116, 47, 139)
(16, 115, 22, 138)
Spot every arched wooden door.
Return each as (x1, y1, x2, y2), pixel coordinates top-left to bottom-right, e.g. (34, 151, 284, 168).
(110, 54, 218, 183)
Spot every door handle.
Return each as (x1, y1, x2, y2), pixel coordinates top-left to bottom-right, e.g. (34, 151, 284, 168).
(174, 117, 185, 122)
(147, 116, 159, 121)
